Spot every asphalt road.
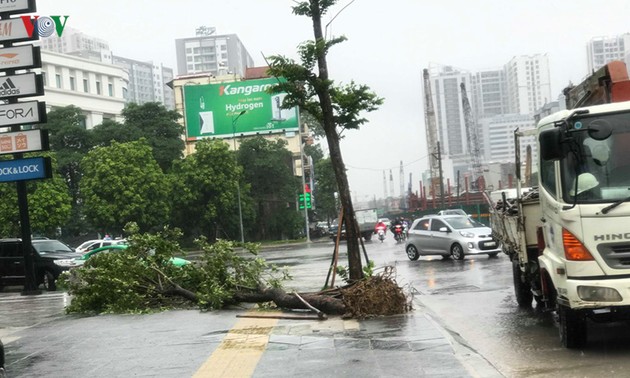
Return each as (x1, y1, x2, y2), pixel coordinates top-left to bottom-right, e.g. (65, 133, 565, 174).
(4, 235, 630, 377)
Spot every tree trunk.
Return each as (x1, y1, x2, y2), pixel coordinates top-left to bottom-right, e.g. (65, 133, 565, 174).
(235, 287, 346, 315)
(308, 0, 363, 280)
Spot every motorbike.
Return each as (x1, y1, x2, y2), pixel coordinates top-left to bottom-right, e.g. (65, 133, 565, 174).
(376, 228, 386, 243)
(393, 224, 404, 243)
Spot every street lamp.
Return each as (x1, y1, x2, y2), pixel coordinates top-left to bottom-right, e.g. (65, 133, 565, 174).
(232, 110, 246, 243)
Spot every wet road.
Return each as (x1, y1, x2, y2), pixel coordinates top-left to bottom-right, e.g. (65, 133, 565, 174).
(4, 236, 630, 377)
(280, 237, 630, 378)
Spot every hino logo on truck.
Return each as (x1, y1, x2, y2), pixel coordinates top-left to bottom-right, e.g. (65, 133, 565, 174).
(594, 233, 630, 241)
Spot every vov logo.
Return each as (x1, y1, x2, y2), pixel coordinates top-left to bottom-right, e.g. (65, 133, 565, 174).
(20, 15, 69, 38)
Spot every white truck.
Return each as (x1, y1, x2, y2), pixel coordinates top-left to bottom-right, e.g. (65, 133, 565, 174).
(329, 208, 378, 241)
(490, 61, 630, 348)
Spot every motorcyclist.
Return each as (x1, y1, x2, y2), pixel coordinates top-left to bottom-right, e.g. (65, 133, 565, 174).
(390, 217, 403, 233)
(374, 220, 388, 234)
(401, 218, 410, 238)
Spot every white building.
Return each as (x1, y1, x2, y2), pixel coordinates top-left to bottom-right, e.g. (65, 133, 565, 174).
(38, 50, 128, 129)
(427, 64, 472, 182)
(39, 28, 174, 110)
(470, 68, 509, 118)
(112, 56, 175, 110)
(587, 34, 630, 73)
(175, 28, 254, 77)
(504, 54, 552, 115)
(38, 27, 110, 56)
(479, 114, 536, 164)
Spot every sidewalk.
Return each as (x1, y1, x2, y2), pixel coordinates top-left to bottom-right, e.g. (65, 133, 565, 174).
(0, 288, 502, 377)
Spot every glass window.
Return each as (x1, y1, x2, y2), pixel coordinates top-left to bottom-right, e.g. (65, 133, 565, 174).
(430, 219, 446, 231)
(69, 77, 75, 90)
(558, 111, 630, 203)
(415, 219, 429, 231)
(540, 158, 557, 198)
(83, 78, 89, 92)
(108, 83, 113, 96)
(96, 81, 101, 95)
(55, 74, 61, 88)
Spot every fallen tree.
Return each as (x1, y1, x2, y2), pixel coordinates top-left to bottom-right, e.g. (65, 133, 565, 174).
(62, 224, 410, 318)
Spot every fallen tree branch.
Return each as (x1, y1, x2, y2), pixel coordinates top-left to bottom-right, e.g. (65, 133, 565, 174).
(293, 291, 327, 320)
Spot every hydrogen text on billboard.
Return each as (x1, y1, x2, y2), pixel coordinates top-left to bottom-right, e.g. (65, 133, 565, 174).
(20, 15, 69, 38)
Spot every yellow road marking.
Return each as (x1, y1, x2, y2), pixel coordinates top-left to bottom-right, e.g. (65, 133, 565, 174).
(194, 315, 279, 378)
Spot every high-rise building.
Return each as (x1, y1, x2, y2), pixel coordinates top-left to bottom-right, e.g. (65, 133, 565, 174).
(427, 64, 475, 183)
(470, 68, 509, 118)
(504, 54, 552, 115)
(40, 28, 175, 110)
(175, 28, 254, 77)
(426, 54, 551, 187)
(112, 56, 175, 110)
(479, 114, 536, 164)
(38, 27, 110, 55)
(587, 34, 630, 73)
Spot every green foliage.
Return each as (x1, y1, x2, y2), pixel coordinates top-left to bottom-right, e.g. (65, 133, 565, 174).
(121, 102, 184, 172)
(91, 119, 140, 146)
(63, 225, 189, 314)
(237, 137, 301, 240)
(170, 139, 248, 240)
(335, 259, 374, 284)
(80, 140, 171, 234)
(63, 224, 290, 314)
(0, 153, 71, 237)
(41, 106, 93, 235)
(313, 158, 338, 221)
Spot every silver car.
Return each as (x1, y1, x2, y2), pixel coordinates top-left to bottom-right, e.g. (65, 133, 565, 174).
(404, 215, 501, 260)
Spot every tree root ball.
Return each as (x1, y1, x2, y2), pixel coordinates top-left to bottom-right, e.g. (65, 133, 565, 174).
(340, 273, 411, 319)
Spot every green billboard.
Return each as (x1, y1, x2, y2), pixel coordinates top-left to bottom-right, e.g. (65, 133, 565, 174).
(183, 77, 299, 140)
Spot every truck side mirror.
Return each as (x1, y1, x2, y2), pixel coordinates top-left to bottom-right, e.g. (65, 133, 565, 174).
(539, 128, 568, 161)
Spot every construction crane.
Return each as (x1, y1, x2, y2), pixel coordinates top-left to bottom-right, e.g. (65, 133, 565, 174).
(422, 69, 441, 194)
(460, 82, 484, 190)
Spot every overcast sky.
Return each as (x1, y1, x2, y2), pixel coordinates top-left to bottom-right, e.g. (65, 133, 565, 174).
(37, 0, 630, 202)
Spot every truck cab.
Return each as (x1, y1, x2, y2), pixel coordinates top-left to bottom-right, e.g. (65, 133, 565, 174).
(491, 61, 630, 349)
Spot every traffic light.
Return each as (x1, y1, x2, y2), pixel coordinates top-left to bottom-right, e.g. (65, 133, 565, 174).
(298, 192, 312, 209)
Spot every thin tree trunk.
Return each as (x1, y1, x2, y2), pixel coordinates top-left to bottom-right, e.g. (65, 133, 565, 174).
(308, 0, 363, 280)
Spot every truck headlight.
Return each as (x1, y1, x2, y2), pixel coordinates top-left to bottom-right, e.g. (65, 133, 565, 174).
(577, 286, 622, 302)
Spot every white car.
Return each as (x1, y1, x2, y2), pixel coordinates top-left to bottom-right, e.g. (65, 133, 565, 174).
(75, 239, 126, 254)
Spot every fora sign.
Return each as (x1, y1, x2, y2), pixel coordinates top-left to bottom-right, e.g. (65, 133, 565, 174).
(0, 101, 46, 127)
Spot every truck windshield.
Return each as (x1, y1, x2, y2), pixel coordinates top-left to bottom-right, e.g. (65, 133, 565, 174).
(560, 111, 630, 203)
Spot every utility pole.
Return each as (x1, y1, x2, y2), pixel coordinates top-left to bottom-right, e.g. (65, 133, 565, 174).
(438, 141, 445, 209)
(232, 110, 246, 243)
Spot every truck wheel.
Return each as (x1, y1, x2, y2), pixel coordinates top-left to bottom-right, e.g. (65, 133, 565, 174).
(451, 244, 465, 260)
(512, 259, 533, 307)
(42, 271, 57, 292)
(558, 305, 587, 348)
(406, 245, 420, 261)
(363, 233, 372, 241)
